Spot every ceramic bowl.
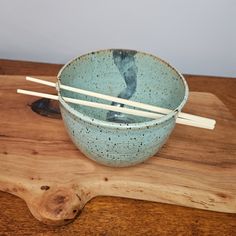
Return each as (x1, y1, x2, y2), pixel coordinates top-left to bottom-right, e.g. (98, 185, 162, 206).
(57, 49, 188, 167)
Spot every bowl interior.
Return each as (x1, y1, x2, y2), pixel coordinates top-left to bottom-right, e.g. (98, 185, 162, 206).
(58, 49, 187, 124)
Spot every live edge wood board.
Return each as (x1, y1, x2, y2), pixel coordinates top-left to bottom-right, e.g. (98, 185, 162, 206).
(0, 75, 235, 226)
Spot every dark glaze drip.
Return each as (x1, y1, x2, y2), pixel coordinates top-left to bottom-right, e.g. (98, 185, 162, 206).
(107, 50, 138, 123)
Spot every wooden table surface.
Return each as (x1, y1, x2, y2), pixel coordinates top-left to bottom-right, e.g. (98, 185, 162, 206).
(0, 59, 236, 236)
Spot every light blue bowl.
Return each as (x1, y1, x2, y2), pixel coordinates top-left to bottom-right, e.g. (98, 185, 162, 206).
(57, 49, 188, 167)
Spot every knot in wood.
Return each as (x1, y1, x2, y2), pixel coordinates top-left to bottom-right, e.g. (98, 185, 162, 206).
(37, 187, 83, 225)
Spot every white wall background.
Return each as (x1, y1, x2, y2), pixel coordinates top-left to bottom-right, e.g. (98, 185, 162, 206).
(0, 0, 235, 77)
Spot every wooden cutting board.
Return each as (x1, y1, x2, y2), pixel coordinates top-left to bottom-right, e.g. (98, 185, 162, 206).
(0, 75, 235, 226)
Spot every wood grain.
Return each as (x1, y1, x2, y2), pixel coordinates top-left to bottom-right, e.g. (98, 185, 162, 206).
(0, 59, 62, 76)
(0, 60, 235, 235)
(1, 59, 235, 118)
(0, 75, 236, 233)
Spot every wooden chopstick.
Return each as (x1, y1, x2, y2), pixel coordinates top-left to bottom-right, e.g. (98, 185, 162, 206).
(17, 89, 214, 130)
(26, 76, 216, 127)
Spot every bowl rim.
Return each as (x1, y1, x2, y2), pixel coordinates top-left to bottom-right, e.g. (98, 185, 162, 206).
(57, 49, 189, 130)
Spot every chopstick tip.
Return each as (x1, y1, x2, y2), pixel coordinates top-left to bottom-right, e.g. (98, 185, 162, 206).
(26, 76, 33, 80)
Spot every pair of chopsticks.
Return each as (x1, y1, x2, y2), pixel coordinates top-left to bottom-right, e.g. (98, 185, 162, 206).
(17, 76, 216, 130)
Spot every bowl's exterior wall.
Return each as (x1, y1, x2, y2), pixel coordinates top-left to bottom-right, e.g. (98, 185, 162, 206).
(60, 104, 176, 167)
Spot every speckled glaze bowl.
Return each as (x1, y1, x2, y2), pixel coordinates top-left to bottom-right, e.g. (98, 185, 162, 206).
(57, 49, 188, 167)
